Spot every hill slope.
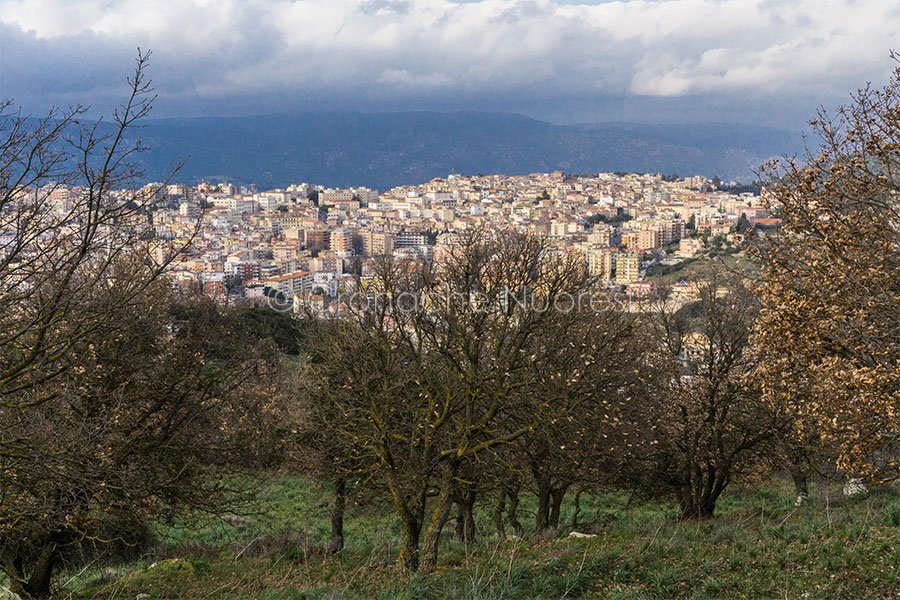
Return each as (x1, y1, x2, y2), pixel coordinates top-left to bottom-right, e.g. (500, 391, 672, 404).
(72, 476, 900, 599)
(132, 112, 801, 189)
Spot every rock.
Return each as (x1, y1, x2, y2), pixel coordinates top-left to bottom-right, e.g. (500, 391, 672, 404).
(99, 568, 118, 584)
(795, 492, 809, 506)
(568, 531, 597, 539)
(136, 594, 151, 600)
(222, 513, 256, 529)
(1, 587, 23, 600)
(843, 478, 868, 496)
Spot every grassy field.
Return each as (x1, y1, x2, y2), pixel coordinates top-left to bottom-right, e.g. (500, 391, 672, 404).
(54, 475, 900, 599)
(645, 252, 756, 288)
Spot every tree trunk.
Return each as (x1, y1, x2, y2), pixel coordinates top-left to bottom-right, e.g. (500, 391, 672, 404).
(386, 470, 425, 572)
(420, 466, 457, 573)
(11, 542, 58, 599)
(535, 476, 551, 534)
(506, 487, 525, 537)
(459, 489, 476, 545)
(493, 489, 507, 540)
(326, 478, 346, 554)
(678, 468, 726, 520)
(548, 486, 568, 536)
(6, 577, 26, 599)
(791, 469, 809, 505)
(1, 551, 25, 598)
(571, 489, 582, 529)
(399, 518, 422, 572)
(679, 497, 716, 520)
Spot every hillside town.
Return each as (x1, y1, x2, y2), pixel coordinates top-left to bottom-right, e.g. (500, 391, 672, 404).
(42, 171, 774, 311)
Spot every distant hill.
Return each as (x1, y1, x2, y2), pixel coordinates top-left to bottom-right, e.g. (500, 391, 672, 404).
(124, 112, 802, 189)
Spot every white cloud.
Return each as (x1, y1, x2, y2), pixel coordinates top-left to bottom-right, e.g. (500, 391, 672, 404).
(0, 0, 896, 115)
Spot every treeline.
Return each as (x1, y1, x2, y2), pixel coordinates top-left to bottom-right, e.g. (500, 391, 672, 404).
(284, 233, 784, 573)
(0, 54, 897, 598)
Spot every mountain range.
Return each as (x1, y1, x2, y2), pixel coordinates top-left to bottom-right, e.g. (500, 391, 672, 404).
(125, 112, 803, 190)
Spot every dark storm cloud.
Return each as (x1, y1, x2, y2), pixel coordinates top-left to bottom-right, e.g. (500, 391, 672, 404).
(0, 0, 894, 125)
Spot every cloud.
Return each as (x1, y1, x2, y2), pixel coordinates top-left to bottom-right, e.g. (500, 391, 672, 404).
(378, 68, 454, 88)
(0, 0, 896, 123)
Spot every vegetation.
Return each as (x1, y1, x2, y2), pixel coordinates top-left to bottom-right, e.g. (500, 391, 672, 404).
(717, 181, 764, 195)
(630, 271, 783, 519)
(756, 56, 900, 480)
(0, 54, 280, 599)
(0, 51, 897, 600)
(645, 257, 699, 279)
(63, 475, 900, 599)
(292, 232, 641, 572)
(587, 212, 633, 226)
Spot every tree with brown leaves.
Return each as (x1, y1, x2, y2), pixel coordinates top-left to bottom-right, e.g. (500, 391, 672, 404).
(755, 56, 900, 481)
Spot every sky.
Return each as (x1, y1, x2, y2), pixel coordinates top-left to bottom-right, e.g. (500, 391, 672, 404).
(1, 0, 898, 128)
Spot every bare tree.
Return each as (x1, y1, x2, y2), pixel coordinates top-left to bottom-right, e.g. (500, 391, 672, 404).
(621, 270, 782, 519)
(509, 304, 645, 536)
(0, 50, 188, 412)
(0, 280, 280, 598)
(302, 230, 604, 571)
(0, 52, 277, 599)
(288, 316, 397, 555)
(299, 298, 422, 567)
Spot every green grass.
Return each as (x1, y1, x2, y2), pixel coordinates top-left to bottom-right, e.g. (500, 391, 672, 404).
(646, 252, 757, 287)
(63, 477, 899, 599)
